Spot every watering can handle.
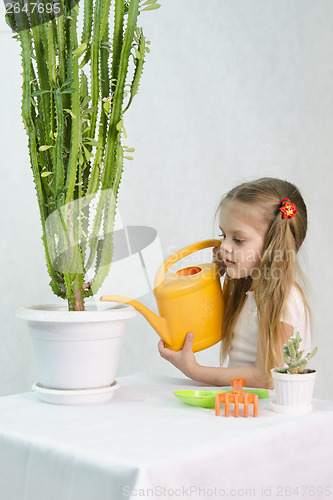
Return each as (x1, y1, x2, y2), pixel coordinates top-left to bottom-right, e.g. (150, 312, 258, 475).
(154, 238, 221, 288)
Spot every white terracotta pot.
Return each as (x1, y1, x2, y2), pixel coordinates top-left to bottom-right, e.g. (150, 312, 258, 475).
(17, 304, 136, 391)
(271, 368, 316, 411)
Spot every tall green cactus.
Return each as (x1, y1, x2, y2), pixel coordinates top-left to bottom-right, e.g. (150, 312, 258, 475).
(275, 332, 318, 374)
(8, 0, 160, 310)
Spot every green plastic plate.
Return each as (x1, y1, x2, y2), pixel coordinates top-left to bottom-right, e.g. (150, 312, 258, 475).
(173, 388, 269, 409)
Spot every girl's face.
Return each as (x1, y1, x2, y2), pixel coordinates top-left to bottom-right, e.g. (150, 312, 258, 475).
(219, 201, 268, 279)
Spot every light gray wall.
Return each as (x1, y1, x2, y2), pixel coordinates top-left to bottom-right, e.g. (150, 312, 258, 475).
(1, 0, 332, 399)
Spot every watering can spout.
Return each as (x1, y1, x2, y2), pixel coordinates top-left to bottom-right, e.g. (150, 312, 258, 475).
(100, 295, 169, 343)
(100, 239, 224, 352)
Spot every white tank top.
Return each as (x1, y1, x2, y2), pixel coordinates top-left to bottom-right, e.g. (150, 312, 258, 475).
(227, 286, 312, 368)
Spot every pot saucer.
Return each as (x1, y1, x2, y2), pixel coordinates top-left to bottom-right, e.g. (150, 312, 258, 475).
(270, 400, 313, 414)
(32, 380, 119, 406)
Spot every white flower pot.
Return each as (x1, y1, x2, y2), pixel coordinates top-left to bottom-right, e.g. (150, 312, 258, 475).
(17, 304, 136, 392)
(271, 368, 317, 413)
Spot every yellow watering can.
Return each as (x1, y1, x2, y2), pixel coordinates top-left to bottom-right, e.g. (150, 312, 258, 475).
(100, 239, 224, 352)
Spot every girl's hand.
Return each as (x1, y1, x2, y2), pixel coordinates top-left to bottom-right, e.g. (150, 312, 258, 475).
(158, 332, 199, 379)
(212, 245, 226, 277)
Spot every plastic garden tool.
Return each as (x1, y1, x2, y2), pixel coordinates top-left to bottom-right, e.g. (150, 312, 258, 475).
(100, 239, 224, 352)
(215, 378, 259, 417)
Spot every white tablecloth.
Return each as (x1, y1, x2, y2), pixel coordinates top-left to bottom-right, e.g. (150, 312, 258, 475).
(0, 373, 332, 500)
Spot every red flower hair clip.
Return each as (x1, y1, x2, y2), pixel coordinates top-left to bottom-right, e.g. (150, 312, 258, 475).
(280, 198, 297, 219)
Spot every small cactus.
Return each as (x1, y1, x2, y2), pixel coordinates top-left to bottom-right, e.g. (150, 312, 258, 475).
(275, 332, 318, 374)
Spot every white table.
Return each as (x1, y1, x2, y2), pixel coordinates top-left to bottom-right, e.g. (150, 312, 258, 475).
(0, 373, 332, 500)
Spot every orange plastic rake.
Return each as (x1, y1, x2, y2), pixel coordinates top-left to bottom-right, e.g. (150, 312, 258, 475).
(215, 378, 258, 417)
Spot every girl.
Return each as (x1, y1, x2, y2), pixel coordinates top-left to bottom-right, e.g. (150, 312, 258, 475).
(158, 177, 312, 389)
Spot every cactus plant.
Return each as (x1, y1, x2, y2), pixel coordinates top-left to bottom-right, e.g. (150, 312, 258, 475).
(274, 332, 318, 374)
(5, 0, 160, 310)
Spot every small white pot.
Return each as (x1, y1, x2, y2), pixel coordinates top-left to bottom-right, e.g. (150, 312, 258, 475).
(17, 304, 136, 391)
(271, 368, 317, 412)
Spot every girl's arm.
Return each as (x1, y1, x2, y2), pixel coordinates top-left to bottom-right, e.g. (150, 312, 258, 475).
(158, 323, 294, 389)
(158, 334, 270, 388)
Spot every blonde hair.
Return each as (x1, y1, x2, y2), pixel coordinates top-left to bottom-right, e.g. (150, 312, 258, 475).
(217, 177, 309, 381)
